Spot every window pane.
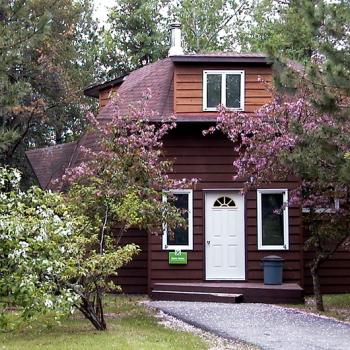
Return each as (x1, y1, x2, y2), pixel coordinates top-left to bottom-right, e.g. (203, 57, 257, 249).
(226, 74, 241, 108)
(167, 193, 189, 246)
(261, 193, 284, 246)
(206, 74, 222, 108)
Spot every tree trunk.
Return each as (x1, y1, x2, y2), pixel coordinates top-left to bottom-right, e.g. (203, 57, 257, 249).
(307, 228, 348, 313)
(77, 297, 107, 331)
(310, 261, 324, 312)
(95, 290, 106, 330)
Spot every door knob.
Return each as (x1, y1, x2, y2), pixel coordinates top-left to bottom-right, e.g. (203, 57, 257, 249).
(207, 240, 211, 245)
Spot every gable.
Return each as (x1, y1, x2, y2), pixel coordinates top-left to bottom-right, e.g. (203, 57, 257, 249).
(99, 86, 120, 109)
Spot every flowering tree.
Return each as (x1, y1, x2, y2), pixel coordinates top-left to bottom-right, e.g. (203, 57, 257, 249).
(0, 167, 138, 330)
(0, 98, 194, 330)
(212, 89, 350, 311)
(61, 99, 195, 330)
(0, 167, 78, 327)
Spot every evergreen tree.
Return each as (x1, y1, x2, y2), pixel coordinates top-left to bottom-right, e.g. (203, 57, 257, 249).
(0, 0, 100, 186)
(238, 0, 314, 61)
(0, 0, 49, 159)
(101, 0, 169, 79)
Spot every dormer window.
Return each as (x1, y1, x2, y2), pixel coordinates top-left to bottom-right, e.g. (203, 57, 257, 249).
(203, 70, 245, 111)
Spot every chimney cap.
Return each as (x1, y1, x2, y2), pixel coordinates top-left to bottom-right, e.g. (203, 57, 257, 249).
(170, 22, 181, 29)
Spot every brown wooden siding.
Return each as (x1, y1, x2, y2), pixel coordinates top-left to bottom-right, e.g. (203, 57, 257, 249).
(149, 123, 302, 290)
(95, 69, 350, 295)
(99, 86, 120, 109)
(97, 64, 272, 115)
(303, 225, 350, 294)
(80, 123, 350, 295)
(110, 228, 148, 294)
(174, 64, 273, 114)
(304, 249, 350, 294)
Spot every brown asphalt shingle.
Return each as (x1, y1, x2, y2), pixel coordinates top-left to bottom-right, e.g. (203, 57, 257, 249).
(98, 58, 174, 121)
(26, 141, 78, 189)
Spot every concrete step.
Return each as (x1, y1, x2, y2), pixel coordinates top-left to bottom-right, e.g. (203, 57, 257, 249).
(151, 289, 243, 303)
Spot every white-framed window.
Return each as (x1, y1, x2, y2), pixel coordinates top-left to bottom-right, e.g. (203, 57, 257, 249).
(203, 70, 245, 111)
(162, 189, 193, 250)
(257, 189, 289, 250)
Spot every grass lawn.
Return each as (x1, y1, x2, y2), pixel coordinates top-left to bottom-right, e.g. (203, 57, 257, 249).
(0, 295, 210, 350)
(287, 293, 350, 322)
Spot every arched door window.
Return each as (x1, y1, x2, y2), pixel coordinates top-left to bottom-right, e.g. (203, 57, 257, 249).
(213, 196, 236, 208)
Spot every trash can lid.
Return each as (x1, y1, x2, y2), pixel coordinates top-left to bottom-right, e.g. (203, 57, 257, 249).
(261, 255, 284, 261)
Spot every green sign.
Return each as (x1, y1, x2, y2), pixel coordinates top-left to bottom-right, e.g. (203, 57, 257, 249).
(168, 251, 188, 265)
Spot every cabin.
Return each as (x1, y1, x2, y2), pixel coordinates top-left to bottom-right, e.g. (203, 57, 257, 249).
(26, 24, 350, 303)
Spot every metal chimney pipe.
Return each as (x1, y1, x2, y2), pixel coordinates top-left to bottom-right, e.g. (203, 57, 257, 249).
(168, 22, 184, 56)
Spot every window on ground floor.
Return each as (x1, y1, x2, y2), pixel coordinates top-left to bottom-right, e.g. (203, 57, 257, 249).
(257, 189, 289, 250)
(162, 189, 193, 250)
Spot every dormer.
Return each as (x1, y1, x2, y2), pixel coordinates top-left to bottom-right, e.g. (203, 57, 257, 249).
(84, 53, 272, 120)
(171, 53, 272, 116)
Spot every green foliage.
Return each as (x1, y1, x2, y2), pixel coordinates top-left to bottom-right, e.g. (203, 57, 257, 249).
(171, 0, 251, 53)
(101, 0, 169, 78)
(0, 167, 78, 326)
(300, 0, 350, 117)
(115, 190, 160, 227)
(238, 0, 314, 61)
(240, 0, 350, 108)
(0, 0, 100, 185)
(0, 167, 139, 330)
(101, 0, 253, 78)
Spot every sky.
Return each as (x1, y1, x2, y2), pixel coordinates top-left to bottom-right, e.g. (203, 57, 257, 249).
(93, 0, 111, 24)
(93, 0, 171, 26)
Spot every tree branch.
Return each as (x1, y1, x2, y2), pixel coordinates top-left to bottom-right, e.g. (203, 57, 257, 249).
(100, 204, 109, 255)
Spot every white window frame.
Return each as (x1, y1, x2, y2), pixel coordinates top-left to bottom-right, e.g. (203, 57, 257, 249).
(162, 189, 193, 250)
(257, 189, 289, 250)
(302, 198, 340, 214)
(203, 70, 245, 112)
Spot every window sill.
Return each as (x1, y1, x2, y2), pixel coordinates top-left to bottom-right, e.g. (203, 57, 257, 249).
(202, 107, 244, 112)
(258, 246, 289, 251)
(163, 245, 193, 251)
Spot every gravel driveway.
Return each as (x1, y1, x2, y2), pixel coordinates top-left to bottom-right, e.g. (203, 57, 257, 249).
(148, 301, 350, 350)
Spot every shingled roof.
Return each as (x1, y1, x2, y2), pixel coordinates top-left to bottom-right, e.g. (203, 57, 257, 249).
(25, 58, 175, 189)
(26, 141, 78, 189)
(98, 58, 174, 121)
(26, 53, 271, 189)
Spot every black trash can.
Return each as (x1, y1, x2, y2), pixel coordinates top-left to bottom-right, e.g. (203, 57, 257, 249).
(261, 255, 284, 285)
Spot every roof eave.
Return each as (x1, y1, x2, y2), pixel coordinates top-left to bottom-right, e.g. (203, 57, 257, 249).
(170, 56, 271, 64)
(84, 74, 128, 98)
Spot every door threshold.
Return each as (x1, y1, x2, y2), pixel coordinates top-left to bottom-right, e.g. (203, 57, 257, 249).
(205, 278, 246, 281)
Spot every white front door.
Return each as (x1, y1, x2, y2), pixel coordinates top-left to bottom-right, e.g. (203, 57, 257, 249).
(205, 191, 245, 280)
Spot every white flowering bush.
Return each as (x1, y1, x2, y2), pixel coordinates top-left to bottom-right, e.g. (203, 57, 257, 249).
(0, 167, 79, 326)
(0, 167, 139, 330)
